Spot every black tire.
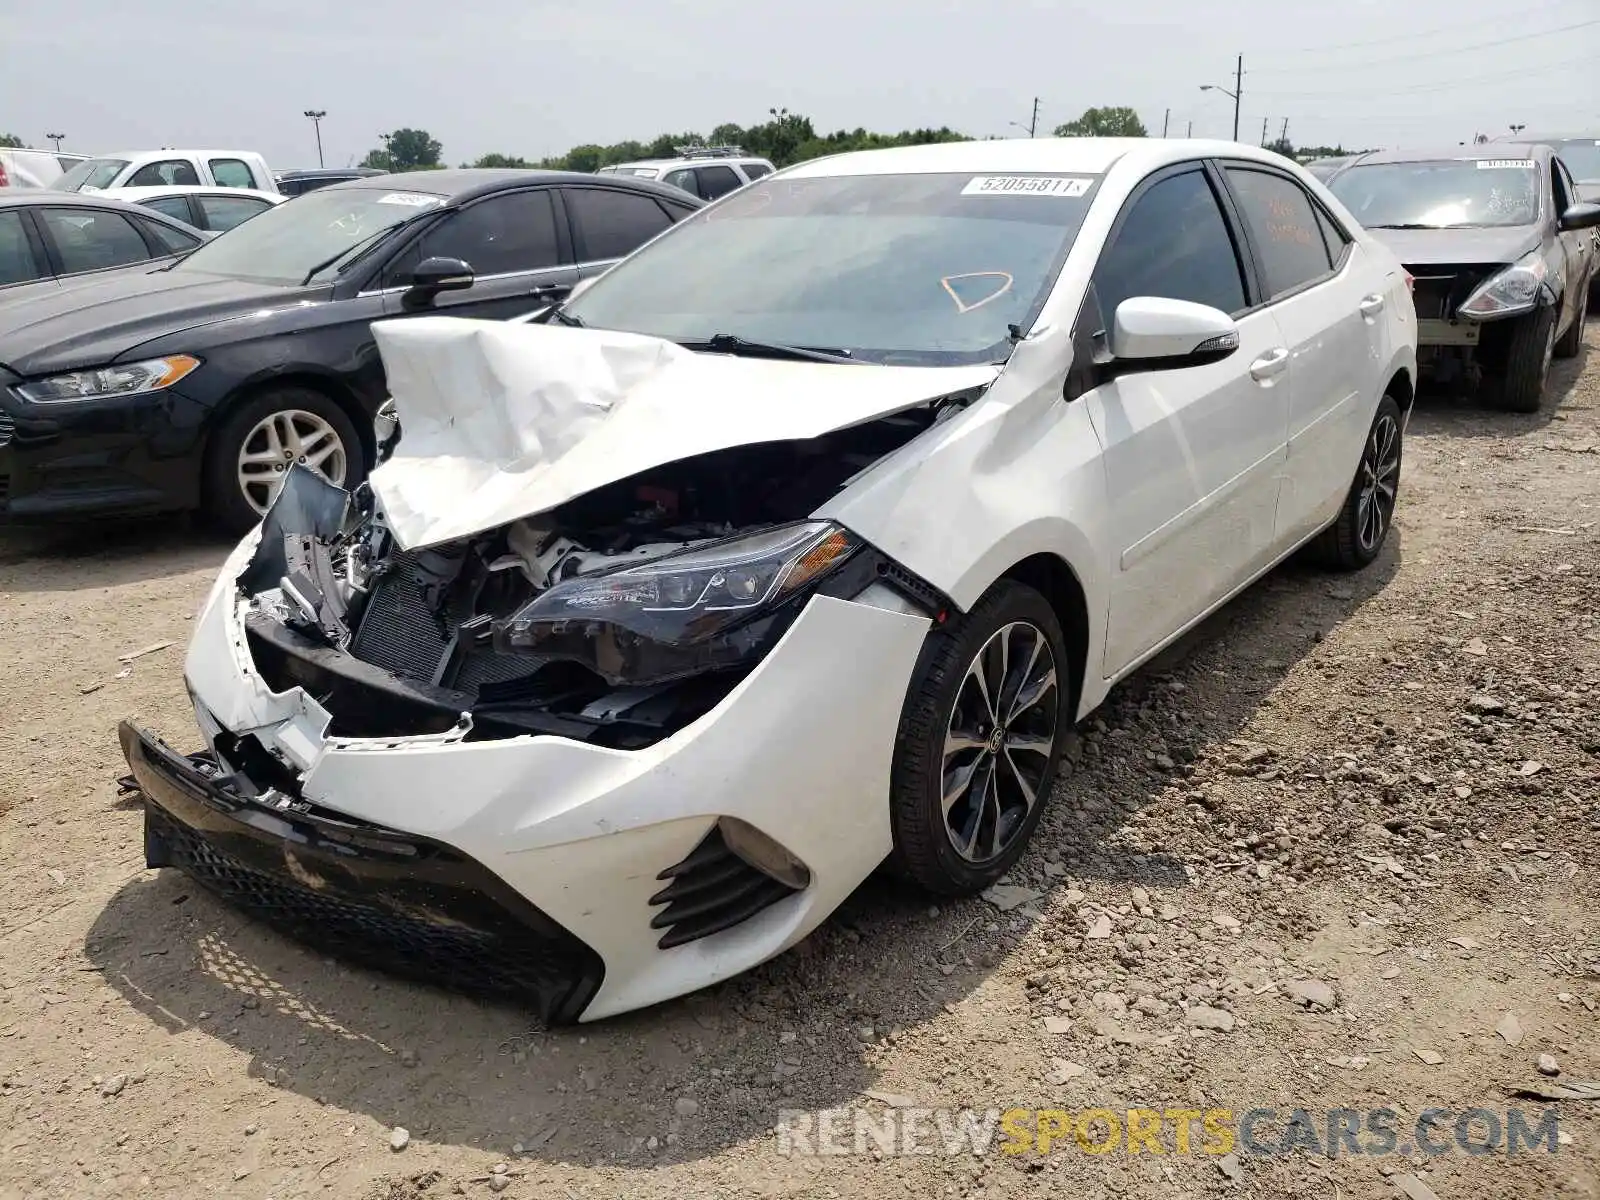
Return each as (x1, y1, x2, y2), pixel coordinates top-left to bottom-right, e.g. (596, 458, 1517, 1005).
(1554, 285, 1587, 359)
(1312, 394, 1403, 572)
(202, 387, 366, 536)
(887, 580, 1073, 895)
(1493, 307, 1557, 413)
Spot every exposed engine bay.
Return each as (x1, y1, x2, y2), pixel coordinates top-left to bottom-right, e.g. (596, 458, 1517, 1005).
(238, 406, 959, 749)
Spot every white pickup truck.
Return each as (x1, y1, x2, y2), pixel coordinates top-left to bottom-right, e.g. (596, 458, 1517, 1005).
(55, 150, 277, 194)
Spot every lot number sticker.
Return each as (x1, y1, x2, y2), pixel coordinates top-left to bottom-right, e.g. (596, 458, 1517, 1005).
(376, 192, 443, 206)
(962, 176, 1093, 197)
(1475, 160, 1535, 170)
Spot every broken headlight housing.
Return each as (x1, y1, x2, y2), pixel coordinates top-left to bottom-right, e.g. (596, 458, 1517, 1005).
(1458, 252, 1549, 320)
(493, 521, 859, 685)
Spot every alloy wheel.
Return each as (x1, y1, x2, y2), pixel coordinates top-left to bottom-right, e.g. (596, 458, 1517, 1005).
(237, 409, 349, 515)
(1356, 411, 1400, 554)
(941, 621, 1059, 864)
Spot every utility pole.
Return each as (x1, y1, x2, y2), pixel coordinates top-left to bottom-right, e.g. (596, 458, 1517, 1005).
(1162, 108, 1170, 138)
(1186, 120, 1193, 137)
(1233, 54, 1243, 142)
(303, 109, 327, 168)
(45, 132, 64, 152)
(1261, 116, 1268, 146)
(1280, 117, 1289, 146)
(1029, 96, 1040, 138)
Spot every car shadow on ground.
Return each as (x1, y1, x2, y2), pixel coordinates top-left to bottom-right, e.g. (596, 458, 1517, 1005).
(0, 516, 232, 591)
(82, 532, 1402, 1169)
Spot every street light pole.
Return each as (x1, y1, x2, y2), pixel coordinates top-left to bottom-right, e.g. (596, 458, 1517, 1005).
(303, 110, 327, 168)
(1199, 57, 1244, 143)
(45, 132, 64, 152)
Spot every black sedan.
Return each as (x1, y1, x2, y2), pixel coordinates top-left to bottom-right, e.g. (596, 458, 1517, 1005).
(1327, 143, 1599, 411)
(0, 170, 701, 531)
(0, 190, 206, 298)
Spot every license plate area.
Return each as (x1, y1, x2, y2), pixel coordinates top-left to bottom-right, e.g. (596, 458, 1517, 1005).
(1418, 318, 1480, 347)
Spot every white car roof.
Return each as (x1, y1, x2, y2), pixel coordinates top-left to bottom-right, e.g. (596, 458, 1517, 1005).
(781, 137, 1292, 179)
(609, 156, 771, 171)
(112, 185, 283, 203)
(97, 149, 265, 160)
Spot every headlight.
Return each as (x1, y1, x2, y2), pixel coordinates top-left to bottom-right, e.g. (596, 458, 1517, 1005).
(16, 354, 202, 403)
(1458, 254, 1549, 320)
(492, 521, 860, 685)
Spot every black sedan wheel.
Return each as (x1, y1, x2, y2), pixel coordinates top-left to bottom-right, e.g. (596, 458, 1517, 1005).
(888, 580, 1072, 895)
(1313, 394, 1403, 571)
(204, 387, 365, 534)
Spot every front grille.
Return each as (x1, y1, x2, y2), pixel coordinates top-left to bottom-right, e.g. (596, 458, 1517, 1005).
(648, 825, 800, 949)
(1404, 264, 1495, 321)
(147, 805, 602, 1021)
(0, 413, 14, 448)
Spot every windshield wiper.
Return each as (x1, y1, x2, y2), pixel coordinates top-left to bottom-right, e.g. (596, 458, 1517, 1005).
(299, 218, 423, 287)
(681, 333, 859, 364)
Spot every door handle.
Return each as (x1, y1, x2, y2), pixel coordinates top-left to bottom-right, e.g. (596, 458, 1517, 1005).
(528, 283, 571, 300)
(1248, 347, 1289, 382)
(1359, 294, 1385, 317)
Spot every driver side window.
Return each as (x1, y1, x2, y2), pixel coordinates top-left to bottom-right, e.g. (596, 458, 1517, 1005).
(1093, 169, 1248, 324)
(383, 190, 562, 286)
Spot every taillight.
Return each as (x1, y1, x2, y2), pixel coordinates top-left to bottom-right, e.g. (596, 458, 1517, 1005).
(1402, 271, 1415, 294)
(0, 161, 9, 188)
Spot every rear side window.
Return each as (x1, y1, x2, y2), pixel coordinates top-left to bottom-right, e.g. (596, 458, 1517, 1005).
(199, 194, 271, 230)
(1225, 167, 1335, 297)
(0, 212, 45, 285)
(695, 164, 742, 200)
(137, 217, 202, 255)
(40, 207, 154, 273)
(1315, 206, 1349, 265)
(566, 187, 674, 261)
(127, 159, 201, 187)
(140, 195, 193, 223)
(742, 162, 773, 180)
(1095, 168, 1247, 319)
(210, 158, 255, 189)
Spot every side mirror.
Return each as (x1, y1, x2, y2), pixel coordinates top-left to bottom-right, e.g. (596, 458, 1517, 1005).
(404, 256, 474, 307)
(1107, 296, 1241, 374)
(1558, 201, 1600, 232)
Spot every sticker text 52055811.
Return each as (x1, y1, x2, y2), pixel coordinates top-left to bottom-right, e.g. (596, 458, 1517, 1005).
(376, 192, 443, 207)
(1475, 160, 1535, 170)
(962, 176, 1094, 198)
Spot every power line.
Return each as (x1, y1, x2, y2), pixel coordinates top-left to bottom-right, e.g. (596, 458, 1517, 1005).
(1275, 0, 1586, 53)
(1250, 18, 1599, 73)
(1250, 54, 1592, 96)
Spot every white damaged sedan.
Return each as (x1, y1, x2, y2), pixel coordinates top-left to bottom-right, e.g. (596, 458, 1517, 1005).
(120, 138, 1417, 1022)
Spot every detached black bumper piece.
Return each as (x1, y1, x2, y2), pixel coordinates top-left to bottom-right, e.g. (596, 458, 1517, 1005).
(118, 721, 603, 1024)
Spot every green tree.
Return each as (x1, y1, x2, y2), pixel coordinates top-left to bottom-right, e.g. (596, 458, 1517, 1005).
(362, 128, 443, 172)
(470, 153, 532, 168)
(0, 133, 25, 148)
(1053, 107, 1147, 138)
(1265, 137, 1295, 157)
(709, 123, 746, 148)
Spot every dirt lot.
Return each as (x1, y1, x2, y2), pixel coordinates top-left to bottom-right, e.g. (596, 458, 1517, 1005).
(3, 323, 1599, 1200)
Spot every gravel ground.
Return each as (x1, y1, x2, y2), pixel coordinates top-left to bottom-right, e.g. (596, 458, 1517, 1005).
(2, 321, 1598, 1200)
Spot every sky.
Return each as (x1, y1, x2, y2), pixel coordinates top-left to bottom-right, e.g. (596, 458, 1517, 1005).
(3, 0, 1596, 170)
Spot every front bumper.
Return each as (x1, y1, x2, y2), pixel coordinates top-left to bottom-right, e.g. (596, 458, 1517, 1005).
(0, 386, 208, 521)
(157, 531, 932, 1020)
(121, 722, 604, 1022)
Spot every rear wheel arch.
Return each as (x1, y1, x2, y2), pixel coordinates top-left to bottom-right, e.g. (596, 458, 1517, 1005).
(1385, 367, 1414, 417)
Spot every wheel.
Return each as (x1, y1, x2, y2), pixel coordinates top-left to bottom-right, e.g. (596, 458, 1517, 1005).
(1493, 307, 1557, 413)
(1554, 285, 1587, 359)
(887, 580, 1073, 895)
(203, 387, 365, 535)
(1312, 393, 1403, 572)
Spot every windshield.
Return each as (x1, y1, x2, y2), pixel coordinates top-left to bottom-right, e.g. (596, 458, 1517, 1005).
(57, 158, 127, 191)
(562, 171, 1100, 366)
(1329, 159, 1540, 228)
(1550, 139, 1600, 181)
(173, 186, 445, 285)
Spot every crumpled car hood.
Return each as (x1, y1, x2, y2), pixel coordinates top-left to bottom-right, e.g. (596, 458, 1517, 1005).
(368, 317, 999, 549)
